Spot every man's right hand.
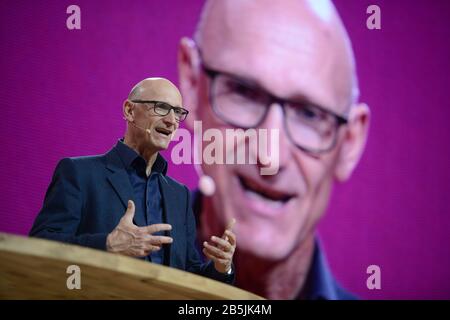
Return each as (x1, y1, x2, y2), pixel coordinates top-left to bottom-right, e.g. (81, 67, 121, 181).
(106, 200, 173, 257)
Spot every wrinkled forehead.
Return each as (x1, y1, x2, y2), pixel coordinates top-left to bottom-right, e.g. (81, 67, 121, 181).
(197, 0, 357, 113)
(135, 81, 182, 107)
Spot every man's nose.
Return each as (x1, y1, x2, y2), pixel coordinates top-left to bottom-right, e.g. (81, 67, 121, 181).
(163, 109, 177, 125)
(257, 102, 292, 170)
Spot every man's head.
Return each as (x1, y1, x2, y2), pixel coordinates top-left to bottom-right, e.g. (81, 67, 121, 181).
(178, 0, 370, 260)
(123, 77, 187, 152)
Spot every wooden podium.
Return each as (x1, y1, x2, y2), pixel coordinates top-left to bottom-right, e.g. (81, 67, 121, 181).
(0, 233, 263, 300)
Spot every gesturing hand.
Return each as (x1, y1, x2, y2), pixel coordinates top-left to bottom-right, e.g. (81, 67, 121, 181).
(106, 200, 173, 257)
(203, 219, 237, 274)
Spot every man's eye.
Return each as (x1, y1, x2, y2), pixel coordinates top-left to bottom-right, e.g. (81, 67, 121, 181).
(173, 108, 183, 115)
(228, 82, 259, 100)
(295, 106, 323, 121)
(156, 103, 171, 111)
(300, 108, 319, 118)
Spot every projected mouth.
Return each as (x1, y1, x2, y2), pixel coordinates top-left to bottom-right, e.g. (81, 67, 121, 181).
(155, 127, 172, 136)
(238, 174, 295, 204)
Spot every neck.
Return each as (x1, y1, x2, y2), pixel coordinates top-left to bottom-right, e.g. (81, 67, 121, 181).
(235, 234, 315, 300)
(200, 196, 315, 300)
(124, 132, 158, 175)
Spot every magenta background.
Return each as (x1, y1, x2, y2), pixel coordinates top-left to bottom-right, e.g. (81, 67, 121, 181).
(1, 0, 449, 299)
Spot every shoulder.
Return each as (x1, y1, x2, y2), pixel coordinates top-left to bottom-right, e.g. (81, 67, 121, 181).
(54, 153, 108, 176)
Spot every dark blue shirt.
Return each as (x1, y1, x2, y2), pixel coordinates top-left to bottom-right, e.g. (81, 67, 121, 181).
(115, 139, 166, 264)
(297, 238, 357, 300)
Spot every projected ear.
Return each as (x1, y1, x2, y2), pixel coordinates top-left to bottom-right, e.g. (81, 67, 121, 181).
(178, 37, 202, 130)
(334, 103, 370, 182)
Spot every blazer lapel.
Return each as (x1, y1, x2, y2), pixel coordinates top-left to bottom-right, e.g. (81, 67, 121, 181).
(105, 148, 141, 225)
(158, 174, 178, 267)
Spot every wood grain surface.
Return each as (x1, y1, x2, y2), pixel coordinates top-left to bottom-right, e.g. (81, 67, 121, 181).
(0, 233, 263, 300)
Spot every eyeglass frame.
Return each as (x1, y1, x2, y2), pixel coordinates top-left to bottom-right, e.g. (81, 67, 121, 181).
(130, 99, 189, 122)
(198, 58, 349, 155)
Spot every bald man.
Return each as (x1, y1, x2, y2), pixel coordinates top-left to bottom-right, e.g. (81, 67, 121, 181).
(30, 78, 236, 284)
(178, 0, 370, 299)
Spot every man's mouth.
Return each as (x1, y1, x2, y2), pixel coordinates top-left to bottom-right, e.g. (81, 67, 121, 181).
(155, 127, 172, 137)
(237, 174, 296, 210)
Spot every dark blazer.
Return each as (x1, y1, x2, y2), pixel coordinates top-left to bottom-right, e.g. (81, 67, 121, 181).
(30, 142, 233, 284)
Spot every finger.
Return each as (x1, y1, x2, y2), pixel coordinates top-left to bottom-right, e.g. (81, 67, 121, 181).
(145, 223, 172, 234)
(139, 247, 161, 257)
(226, 218, 236, 231)
(140, 244, 161, 256)
(203, 241, 228, 259)
(223, 230, 236, 247)
(148, 236, 173, 246)
(202, 248, 216, 261)
(138, 249, 151, 257)
(210, 236, 232, 252)
(222, 218, 236, 241)
(134, 248, 152, 258)
(123, 200, 136, 224)
(203, 249, 228, 266)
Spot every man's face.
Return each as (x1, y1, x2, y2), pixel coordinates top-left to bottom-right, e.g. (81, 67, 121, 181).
(129, 84, 182, 151)
(180, 1, 360, 260)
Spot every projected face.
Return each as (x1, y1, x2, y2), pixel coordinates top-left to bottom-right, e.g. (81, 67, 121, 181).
(179, 0, 369, 261)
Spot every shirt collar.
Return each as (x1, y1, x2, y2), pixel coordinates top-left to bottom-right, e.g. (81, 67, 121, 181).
(300, 238, 343, 300)
(115, 139, 168, 175)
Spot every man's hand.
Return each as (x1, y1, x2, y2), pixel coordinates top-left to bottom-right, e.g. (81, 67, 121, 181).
(106, 200, 173, 257)
(202, 219, 237, 274)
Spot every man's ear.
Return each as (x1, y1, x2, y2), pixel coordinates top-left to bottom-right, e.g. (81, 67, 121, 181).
(334, 103, 370, 182)
(123, 100, 134, 122)
(178, 37, 201, 130)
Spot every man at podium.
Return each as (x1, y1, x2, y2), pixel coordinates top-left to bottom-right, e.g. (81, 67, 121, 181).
(30, 78, 236, 284)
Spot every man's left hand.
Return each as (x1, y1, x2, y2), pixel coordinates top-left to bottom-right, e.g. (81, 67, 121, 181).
(202, 219, 236, 274)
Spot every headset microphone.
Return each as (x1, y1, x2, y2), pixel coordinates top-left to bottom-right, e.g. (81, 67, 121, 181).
(126, 119, 151, 135)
